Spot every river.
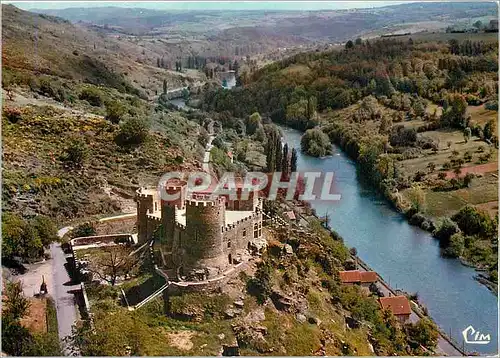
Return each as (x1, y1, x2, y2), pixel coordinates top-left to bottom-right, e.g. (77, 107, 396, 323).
(279, 125, 498, 355)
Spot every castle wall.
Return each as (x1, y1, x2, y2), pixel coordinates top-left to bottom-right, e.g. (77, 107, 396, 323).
(224, 189, 259, 211)
(146, 215, 162, 240)
(223, 211, 262, 261)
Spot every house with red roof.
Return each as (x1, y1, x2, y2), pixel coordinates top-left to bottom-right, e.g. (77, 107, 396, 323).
(379, 295, 412, 323)
(339, 270, 378, 287)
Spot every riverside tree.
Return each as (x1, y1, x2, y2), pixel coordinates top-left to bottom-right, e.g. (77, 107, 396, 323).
(300, 128, 332, 157)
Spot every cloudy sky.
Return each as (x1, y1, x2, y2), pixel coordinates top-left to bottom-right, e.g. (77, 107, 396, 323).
(8, 1, 414, 11)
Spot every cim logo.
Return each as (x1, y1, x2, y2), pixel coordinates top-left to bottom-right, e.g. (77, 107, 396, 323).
(462, 325, 491, 345)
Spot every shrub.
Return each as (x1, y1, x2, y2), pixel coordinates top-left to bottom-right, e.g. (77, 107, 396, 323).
(433, 218, 460, 247)
(246, 112, 262, 135)
(4, 107, 22, 123)
(31, 216, 58, 246)
(71, 222, 97, 238)
(451, 205, 496, 239)
(409, 212, 426, 226)
(405, 318, 439, 349)
(105, 101, 127, 124)
(2, 214, 46, 261)
(442, 233, 465, 258)
(79, 88, 103, 107)
(116, 117, 149, 146)
(62, 137, 88, 167)
(463, 151, 472, 162)
(246, 261, 272, 304)
(389, 125, 417, 147)
(212, 135, 227, 151)
(485, 100, 498, 111)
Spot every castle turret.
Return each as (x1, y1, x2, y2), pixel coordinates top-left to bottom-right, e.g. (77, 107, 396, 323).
(161, 179, 187, 250)
(180, 193, 226, 278)
(136, 188, 160, 244)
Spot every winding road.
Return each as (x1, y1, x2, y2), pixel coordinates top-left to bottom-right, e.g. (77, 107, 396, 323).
(52, 226, 78, 355)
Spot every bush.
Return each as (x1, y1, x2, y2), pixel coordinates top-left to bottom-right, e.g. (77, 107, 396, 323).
(2, 214, 49, 261)
(212, 135, 227, 151)
(389, 125, 417, 147)
(105, 101, 127, 124)
(405, 318, 439, 349)
(116, 117, 149, 146)
(3, 107, 22, 123)
(246, 112, 262, 135)
(79, 88, 103, 107)
(300, 128, 332, 157)
(31, 216, 58, 246)
(246, 261, 272, 304)
(71, 222, 97, 238)
(451, 205, 496, 239)
(433, 218, 460, 247)
(62, 137, 88, 167)
(409, 212, 426, 226)
(442, 233, 465, 258)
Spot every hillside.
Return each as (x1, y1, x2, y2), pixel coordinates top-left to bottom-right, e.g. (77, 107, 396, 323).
(2, 4, 203, 99)
(2, 5, 208, 224)
(33, 2, 497, 42)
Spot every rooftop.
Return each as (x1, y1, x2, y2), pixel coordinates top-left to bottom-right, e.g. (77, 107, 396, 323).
(379, 295, 411, 316)
(339, 270, 378, 284)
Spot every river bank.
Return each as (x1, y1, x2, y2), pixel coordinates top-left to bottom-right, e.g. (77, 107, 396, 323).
(285, 118, 498, 294)
(278, 124, 498, 355)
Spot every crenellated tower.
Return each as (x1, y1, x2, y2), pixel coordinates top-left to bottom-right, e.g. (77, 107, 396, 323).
(178, 193, 226, 278)
(161, 179, 187, 250)
(136, 188, 161, 244)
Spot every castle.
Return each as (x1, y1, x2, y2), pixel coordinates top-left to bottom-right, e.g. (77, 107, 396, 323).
(136, 179, 264, 282)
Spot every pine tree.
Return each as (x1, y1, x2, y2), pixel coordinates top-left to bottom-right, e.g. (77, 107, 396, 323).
(275, 135, 282, 172)
(282, 143, 289, 175)
(266, 134, 276, 172)
(291, 148, 298, 173)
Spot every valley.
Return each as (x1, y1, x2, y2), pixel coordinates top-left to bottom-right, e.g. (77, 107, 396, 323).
(1, 2, 498, 357)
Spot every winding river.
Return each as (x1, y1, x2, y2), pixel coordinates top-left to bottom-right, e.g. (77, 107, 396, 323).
(279, 125, 498, 355)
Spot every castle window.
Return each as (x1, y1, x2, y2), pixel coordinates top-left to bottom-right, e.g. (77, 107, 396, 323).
(228, 241, 231, 248)
(243, 229, 246, 237)
(253, 223, 258, 239)
(155, 202, 158, 211)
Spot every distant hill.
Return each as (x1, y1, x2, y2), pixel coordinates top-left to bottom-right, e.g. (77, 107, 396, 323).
(2, 4, 200, 95)
(32, 2, 498, 41)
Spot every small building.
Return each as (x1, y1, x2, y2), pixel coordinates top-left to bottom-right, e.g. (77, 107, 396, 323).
(339, 270, 378, 287)
(379, 295, 411, 323)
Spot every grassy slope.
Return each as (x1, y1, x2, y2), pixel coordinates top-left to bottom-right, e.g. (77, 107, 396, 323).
(2, 6, 208, 223)
(1, 5, 202, 98)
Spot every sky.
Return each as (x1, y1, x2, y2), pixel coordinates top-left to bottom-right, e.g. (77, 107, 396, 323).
(7, 1, 415, 11)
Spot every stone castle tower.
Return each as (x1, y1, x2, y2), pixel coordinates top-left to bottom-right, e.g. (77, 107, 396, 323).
(136, 181, 263, 282)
